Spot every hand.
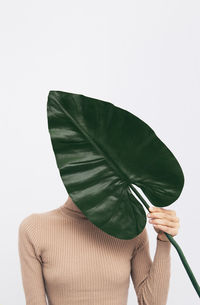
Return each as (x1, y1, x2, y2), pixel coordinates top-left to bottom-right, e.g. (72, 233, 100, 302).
(147, 206, 180, 242)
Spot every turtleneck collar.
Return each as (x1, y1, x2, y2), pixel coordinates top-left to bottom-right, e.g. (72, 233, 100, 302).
(58, 197, 88, 220)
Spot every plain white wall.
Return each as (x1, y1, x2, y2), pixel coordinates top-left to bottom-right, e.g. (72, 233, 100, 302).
(1, 0, 200, 304)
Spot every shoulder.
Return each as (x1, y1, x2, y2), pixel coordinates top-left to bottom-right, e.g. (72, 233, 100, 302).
(132, 227, 149, 250)
(18, 211, 46, 234)
(18, 213, 38, 231)
(18, 213, 41, 240)
(18, 207, 61, 235)
(19, 206, 59, 225)
(129, 227, 149, 260)
(18, 212, 51, 249)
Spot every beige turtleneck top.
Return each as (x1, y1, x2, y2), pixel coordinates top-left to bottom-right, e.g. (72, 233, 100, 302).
(18, 199, 171, 305)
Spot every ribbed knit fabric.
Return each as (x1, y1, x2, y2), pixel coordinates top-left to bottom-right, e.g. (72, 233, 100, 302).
(18, 199, 171, 305)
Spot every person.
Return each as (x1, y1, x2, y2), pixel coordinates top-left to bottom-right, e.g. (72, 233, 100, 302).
(18, 195, 180, 305)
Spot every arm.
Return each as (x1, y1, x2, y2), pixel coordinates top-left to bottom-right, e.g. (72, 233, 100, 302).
(18, 214, 47, 305)
(130, 228, 171, 305)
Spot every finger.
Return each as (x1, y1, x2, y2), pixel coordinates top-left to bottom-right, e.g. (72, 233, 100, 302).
(148, 212, 179, 223)
(150, 206, 176, 216)
(149, 217, 179, 228)
(153, 224, 177, 235)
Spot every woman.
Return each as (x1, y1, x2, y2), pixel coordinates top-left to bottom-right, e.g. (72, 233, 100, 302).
(18, 195, 180, 305)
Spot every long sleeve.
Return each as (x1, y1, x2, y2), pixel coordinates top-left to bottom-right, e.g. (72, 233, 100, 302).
(130, 228, 171, 305)
(18, 214, 47, 305)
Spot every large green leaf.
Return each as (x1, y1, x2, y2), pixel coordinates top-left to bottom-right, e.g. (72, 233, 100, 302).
(47, 90, 184, 240)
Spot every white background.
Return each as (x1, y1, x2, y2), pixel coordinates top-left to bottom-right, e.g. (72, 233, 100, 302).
(1, 0, 200, 304)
